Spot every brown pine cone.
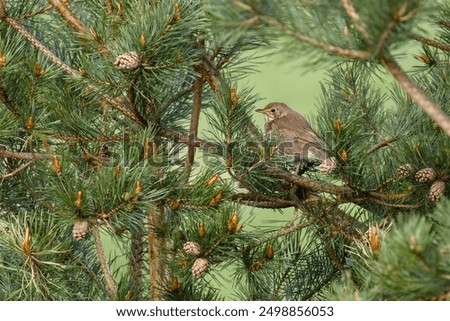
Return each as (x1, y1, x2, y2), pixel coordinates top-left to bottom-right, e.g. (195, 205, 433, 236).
(428, 181, 446, 202)
(415, 167, 436, 183)
(114, 52, 140, 69)
(191, 258, 208, 278)
(183, 241, 201, 256)
(73, 220, 90, 241)
(396, 163, 415, 178)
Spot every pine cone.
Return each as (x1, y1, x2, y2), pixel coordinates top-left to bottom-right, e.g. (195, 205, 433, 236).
(415, 167, 436, 183)
(428, 181, 446, 202)
(396, 163, 415, 178)
(183, 241, 201, 256)
(73, 220, 90, 241)
(191, 258, 208, 278)
(114, 52, 140, 69)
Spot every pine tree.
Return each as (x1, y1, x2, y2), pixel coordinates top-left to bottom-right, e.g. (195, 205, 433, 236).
(0, 0, 449, 301)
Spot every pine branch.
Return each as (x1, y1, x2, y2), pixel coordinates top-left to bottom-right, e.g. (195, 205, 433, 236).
(381, 54, 450, 136)
(0, 160, 33, 179)
(374, 2, 419, 56)
(270, 169, 354, 196)
(185, 74, 203, 169)
(48, 0, 91, 36)
(148, 205, 166, 301)
(0, 149, 54, 160)
(0, 85, 20, 119)
(157, 127, 222, 151)
(0, 0, 6, 19)
(106, 0, 113, 15)
(367, 137, 396, 154)
(413, 34, 450, 52)
(1, 14, 146, 126)
(340, 0, 372, 43)
(92, 225, 117, 299)
(233, 0, 371, 60)
(1, 15, 76, 75)
(130, 232, 144, 299)
(243, 220, 313, 253)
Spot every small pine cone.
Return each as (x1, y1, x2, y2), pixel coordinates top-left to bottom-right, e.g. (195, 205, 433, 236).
(415, 167, 436, 183)
(73, 220, 90, 241)
(396, 163, 415, 178)
(191, 258, 208, 278)
(428, 181, 446, 202)
(114, 51, 140, 69)
(183, 241, 201, 256)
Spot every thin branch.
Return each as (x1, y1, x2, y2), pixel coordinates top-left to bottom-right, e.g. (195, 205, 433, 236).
(0, 85, 21, 119)
(157, 127, 222, 152)
(1, 16, 76, 75)
(374, 2, 418, 56)
(438, 20, 450, 30)
(322, 234, 345, 273)
(1, 15, 145, 126)
(0, 0, 6, 19)
(413, 34, 450, 52)
(367, 137, 397, 154)
(0, 161, 33, 179)
(148, 206, 165, 301)
(48, 0, 90, 35)
(161, 84, 195, 110)
(381, 54, 450, 136)
(233, 0, 371, 60)
(0, 149, 54, 160)
(232, 192, 297, 208)
(270, 169, 355, 196)
(370, 198, 422, 209)
(340, 0, 372, 43)
(243, 220, 313, 253)
(185, 74, 203, 169)
(92, 225, 117, 299)
(106, 0, 113, 14)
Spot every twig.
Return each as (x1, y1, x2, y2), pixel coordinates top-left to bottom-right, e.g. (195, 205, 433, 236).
(48, 0, 90, 36)
(106, 0, 113, 14)
(321, 233, 345, 273)
(0, 149, 54, 160)
(413, 34, 450, 53)
(340, 0, 372, 43)
(1, 15, 145, 127)
(374, 2, 418, 56)
(161, 84, 195, 110)
(370, 198, 422, 209)
(0, 85, 20, 119)
(148, 206, 165, 301)
(92, 225, 117, 298)
(243, 220, 313, 253)
(185, 74, 203, 169)
(381, 54, 450, 136)
(232, 192, 297, 208)
(270, 169, 355, 196)
(0, 161, 33, 179)
(1, 16, 76, 75)
(367, 137, 396, 154)
(233, 0, 371, 60)
(438, 20, 450, 30)
(157, 127, 222, 152)
(0, 0, 6, 19)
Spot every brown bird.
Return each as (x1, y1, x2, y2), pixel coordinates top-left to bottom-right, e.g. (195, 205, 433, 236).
(256, 102, 335, 173)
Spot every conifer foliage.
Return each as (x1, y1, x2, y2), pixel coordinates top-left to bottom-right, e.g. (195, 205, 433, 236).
(0, 0, 449, 300)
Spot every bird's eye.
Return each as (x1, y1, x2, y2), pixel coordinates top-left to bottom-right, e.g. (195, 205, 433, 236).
(270, 108, 276, 113)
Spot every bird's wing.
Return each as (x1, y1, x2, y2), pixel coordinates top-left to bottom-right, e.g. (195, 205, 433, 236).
(270, 115, 326, 159)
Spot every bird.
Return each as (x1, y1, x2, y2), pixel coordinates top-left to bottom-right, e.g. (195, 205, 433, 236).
(256, 102, 336, 173)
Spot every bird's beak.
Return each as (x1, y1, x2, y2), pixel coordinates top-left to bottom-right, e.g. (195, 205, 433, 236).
(255, 108, 265, 114)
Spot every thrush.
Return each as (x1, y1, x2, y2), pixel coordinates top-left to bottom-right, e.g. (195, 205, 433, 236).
(256, 102, 336, 173)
